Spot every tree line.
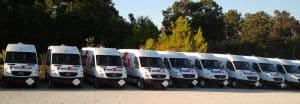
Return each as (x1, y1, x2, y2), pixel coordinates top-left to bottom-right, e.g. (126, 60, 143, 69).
(0, 0, 300, 60)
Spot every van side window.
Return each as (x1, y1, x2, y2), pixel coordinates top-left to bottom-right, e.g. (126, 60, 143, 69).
(195, 59, 202, 70)
(46, 49, 51, 65)
(252, 63, 261, 73)
(277, 64, 286, 74)
(164, 58, 170, 69)
(226, 61, 234, 71)
(134, 57, 139, 68)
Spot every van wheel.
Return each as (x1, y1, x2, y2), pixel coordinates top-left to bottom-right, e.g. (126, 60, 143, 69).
(1, 80, 7, 88)
(232, 80, 239, 88)
(94, 78, 100, 89)
(137, 79, 145, 89)
(48, 80, 55, 88)
(200, 80, 206, 87)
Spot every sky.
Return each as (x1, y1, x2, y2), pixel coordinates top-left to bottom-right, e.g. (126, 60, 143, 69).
(113, 0, 300, 28)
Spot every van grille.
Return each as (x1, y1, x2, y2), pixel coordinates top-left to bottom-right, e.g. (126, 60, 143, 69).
(273, 78, 283, 82)
(183, 74, 195, 78)
(11, 71, 31, 76)
(214, 75, 226, 79)
(59, 72, 77, 77)
(151, 74, 166, 79)
(247, 76, 258, 81)
(106, 73, 122, 78)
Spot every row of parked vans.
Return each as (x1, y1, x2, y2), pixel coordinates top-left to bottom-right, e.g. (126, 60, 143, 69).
(2, 43, 300, 89)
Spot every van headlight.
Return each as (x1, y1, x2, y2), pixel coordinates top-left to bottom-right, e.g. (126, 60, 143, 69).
(4, 69, 11, 76)
(175, 72, 183, 78)
(291, 75, 298, 80)
(51, 70, 59, 77)
(144, 70, 152, 78)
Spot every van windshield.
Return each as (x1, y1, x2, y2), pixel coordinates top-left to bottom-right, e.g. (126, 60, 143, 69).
(284, 65, 300, 74)
(139, 57, 163, 67)
(201, 60, 220, 69)
(96, 55, 123, 66)
(170, 58, 191, 68)
(5, 52, 37, 64)
(233, 61, 251, 70)
(52, 54, 81, 65)
(259, 63, 277, 72)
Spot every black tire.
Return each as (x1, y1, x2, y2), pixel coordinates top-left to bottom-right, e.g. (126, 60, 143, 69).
(199, 79, 207, 88)
(137, 78, 145, 89)
(48, 80, 55, 88)
(231, 79, 240, 88)
(94, 77, 100, 89)
(1, 80, 7, 88)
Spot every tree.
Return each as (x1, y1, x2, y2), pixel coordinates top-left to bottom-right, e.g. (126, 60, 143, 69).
(240, 11, 273, 55)
(193, 27, 208, 52)
(124, 13, 159, 48)
(224, 9, 242, 40)
(162, 0, 225, 44)
(144, 38, 155, 50)
(145, 16, 208, 52)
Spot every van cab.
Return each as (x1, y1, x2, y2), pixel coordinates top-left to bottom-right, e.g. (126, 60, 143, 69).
(213, 54, 260, 88)
(244, 56, 286, 88)
(157, 51, 198, 88)
(269, 58, 300, 89)
(2, 43, 39, 87)
(81, 47, 127, 88)
(118, 49, 170, 89)
(183, 52, 229, 87)
(45, 45, 83, 88)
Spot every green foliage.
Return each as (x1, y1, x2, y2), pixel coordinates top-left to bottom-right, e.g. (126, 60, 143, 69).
(224, 10, 242, 40)
(144, 38, 155, 50)
(145, 17, 208, 52)
(0, 49, 5, 64)
(162, 0, 225, 43)
(193, 27, 208, 52)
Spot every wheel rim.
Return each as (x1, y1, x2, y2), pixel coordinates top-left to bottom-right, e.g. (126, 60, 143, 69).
(200, 80, 205, 87)
(232, 81, 236, 87)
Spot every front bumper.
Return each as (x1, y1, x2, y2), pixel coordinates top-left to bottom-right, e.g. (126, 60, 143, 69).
(203, 78, 228, 86)
(2, 76, 39, 86)
(261, 80, 285, 88)
(143, 78, 169, 87)
(171, 78, 198, 86)
(95, 78, 126, 87)
(287, 81, 300, 89)
(236, 79, 260, 87)
(49, 77, 83, 86)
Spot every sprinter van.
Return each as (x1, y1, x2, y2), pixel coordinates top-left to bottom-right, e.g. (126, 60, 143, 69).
(244, 56, 286, 88)
(81, 47, 127, 88)
(45, 45, 83, 88)
(269, 58, 300, 89)
(213, 54, 260, 88)
(157, 51, 198, 87)
(118, 49, 170, 89)
(183, 52, 229, 87)
(2, 43, 39, 87)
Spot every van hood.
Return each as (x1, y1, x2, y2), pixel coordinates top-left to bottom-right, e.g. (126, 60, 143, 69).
(240, 70, 257, 76)
(178, 68, 196, 74)
(268, 72, 283, 77)
(144, 67, 167, 74)
(210, 69, 226, 74)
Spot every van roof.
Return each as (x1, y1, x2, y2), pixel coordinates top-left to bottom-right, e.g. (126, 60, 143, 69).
(267, 58, 296, 66)
(82, 47, 120, 56)
(118, 49, 160, 57)
(183, 52, 219, 60)
(157, 51, 187, 59)
(6, 43, 36, 53)
(48, 45, 79, 54)
(243, 56, 272, 64)
(213, 54, 249, 62)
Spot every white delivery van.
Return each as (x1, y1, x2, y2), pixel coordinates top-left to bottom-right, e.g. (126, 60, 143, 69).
(81, 47, 127, 88)
(157, 51, 198, 87)
(45, 45, 83, 88)
(183, 52, 229, 87)
(213, 54, 260, 88)
(268, 58, 300, 89)
(2, 43, 39, 87)
(243, 56, 286, 88)
(118, 49, 170, 89)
